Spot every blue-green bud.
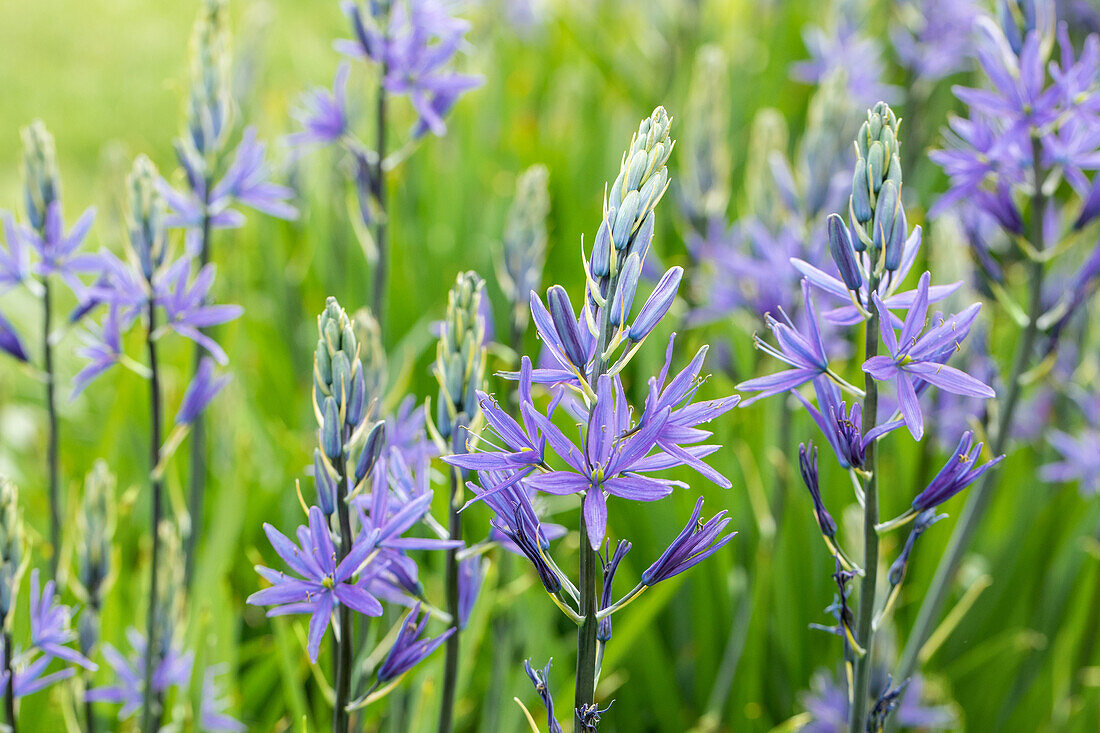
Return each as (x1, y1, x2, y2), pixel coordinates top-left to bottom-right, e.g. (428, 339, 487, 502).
(20, 121, 59, 232)
(354, 420, 386, 485)
(322, 396, 342, 460)
(0, 479, 24, 624)
(313, 449, 337, 515)
(128, 155, 167, 280)
(433, 272, 486, 440)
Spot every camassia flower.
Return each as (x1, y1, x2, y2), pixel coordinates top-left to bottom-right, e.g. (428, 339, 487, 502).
(248, 506, 384, 662)
(376, 602, 453, 683)
(862, 273, 994, 440)
(86, 628, 193, 720)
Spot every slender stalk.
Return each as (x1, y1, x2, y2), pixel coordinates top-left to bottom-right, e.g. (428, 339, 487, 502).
(42, 278, 61, 577)
(185, 180, 213, 589)
(140, 298, 165, 733)
(894, 138, 1048, 685)
(370, 58, 389, 332)
(3, 629, 16, 733)
(482, 317, 525, 732)
(849, 274, 881, 733)
(575, 270, 620, 720)
(438, 458, 464, 733)
(333, 435, 352, 733)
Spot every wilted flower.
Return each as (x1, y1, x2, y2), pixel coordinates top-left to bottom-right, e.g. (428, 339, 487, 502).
(524, 658, 564, 733)
(911, 432, 1004, 512)
(376, 602, 454, 682)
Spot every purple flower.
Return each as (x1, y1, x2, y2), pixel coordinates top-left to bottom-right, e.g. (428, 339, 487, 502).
(892, 0, 981, 81)
(791, 20, 899, 106)
(524, 375, 678, 549)
(0, 213, 32, 289)
(23, 201, 99, 287)
(248, 506, 384, 662)
(200, 665, 246, 732)
(29, 570, 95, 671)
(71, 307, 124, 397)
(863, 273, 993, 440)
(641, 497, 736, 586)
(798, 443, 837, 538)
(792, 225, 963, 327)
(86, 628, 194, 720)
(1039, 428, 1100, 495)
(376, 602, 454, 682)
(794, 378, 866, 469)
(176, 356, 232, 425)
(154, 257, 243, 364)
(0, 310, 27, 362)
(211, 127, 298, 220)
(597, 540, 630, 642)
(524, 658, 565, 733)
(912, 431, 1004, 511)
(799, 669, 954, 732)
(737, 280, 831, 402)
(288, 64, 351, 149)
(456, 555, 484, 630)
(338, 0, 483, 138)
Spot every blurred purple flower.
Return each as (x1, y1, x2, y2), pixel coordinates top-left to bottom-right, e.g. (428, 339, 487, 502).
(154, 257, 243, 364)
(892, 0, 981, 81)
(86, 628, 193, 720)
(288, 64, 351, 149)
(200, 665, 246, 732)
(791, 18, 899, 106)
(799, 669, 954, 731)
(0, 310, 27, 362)
(456, 554, 484, 630)
(176, 356, 232, 425)
(1040, 428, 1100, 495)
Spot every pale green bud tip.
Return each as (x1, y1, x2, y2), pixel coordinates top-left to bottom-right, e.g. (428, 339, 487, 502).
(20, 120, 60, 227)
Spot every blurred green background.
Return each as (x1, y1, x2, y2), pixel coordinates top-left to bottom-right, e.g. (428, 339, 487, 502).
(1, 0, 1099, 731)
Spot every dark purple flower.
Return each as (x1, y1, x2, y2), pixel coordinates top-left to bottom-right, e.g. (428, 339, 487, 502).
(597, 540, 630, 642)
(798, 443, 837, 538)
(912, 431, 1004, 511)
(175, 356, 232, 425)
(794, 378, 866, 469)
(376, 602, 454, 682)
(887, 509, 946, 588)
(86, 628, 194, 720)
(640, 497, 735, 586)
(524, 658, 564, 733)
(248, 506, 384, 662)
(0, 310, 27, 362)
(863, 273, 993, 440)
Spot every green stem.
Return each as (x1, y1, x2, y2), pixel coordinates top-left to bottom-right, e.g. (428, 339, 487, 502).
(184, 179, 213, 590)
(438, 449, 465, 733)
(894, 137, 1047, 686)
(849, 275, 881, 733)
(575, 270, 620, 721)
(140, 297, 165, 733)
(481, 317, 526, 732)
(333, 436, 352, 733)
(42, 278, 61, 577)
(4, 629, 16, 733)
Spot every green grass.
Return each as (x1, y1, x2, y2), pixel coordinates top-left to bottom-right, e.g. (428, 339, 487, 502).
(1, 0, 1099, 731)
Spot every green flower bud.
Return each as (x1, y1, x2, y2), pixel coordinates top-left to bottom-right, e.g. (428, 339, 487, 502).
(0, 479, 24, 624)
(21, 120, 60, 232)
(434, 272, 486, 440)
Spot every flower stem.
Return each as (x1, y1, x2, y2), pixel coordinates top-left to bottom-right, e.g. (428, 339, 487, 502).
(41, 277, 61, 578)
(371, 58, 389, 334)
(849, 275, 881, 733)
(3, 629, 16, 733)
(893, 137, 1048, 688)
(140, 297, 165, 733)
(481, 317, 525, 733)
(575, 270, 620, 721)
(333, 433, 352, 733)
(184, 183, 213, 590)
(438, 449, 465, 733)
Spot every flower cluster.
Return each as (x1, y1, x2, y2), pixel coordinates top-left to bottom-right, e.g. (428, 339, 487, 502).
(739, 101, 1003, 730)
(249, 296, 457, 718)
(445, 107, 739, 728)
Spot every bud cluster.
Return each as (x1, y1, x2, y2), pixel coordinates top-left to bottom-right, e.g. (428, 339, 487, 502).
(848, 102, 906, 272)
(128, 155, 168, 280)
(589, 107, 673, 287)
(77, 461, 115, 655)
(0, 479, 24, 625)
(353, 307, 387, 403)
(21, 120, 60, 232)
(433, 272, 486, 442)
(186, 0, 233, 161)
(499, 164, 551, 323)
